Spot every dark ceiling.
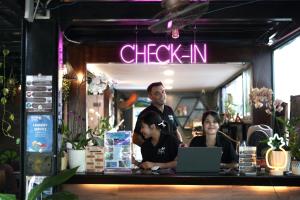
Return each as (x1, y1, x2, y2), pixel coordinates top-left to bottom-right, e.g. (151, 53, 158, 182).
(0, 0, 23, 66)
(55, 0, 300, 46)
(0, 0, 300, 67)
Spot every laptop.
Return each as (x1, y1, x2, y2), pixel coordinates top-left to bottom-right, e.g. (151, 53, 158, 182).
(176, 147, 222, 173)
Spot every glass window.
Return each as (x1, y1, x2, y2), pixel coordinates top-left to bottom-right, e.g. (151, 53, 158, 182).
(221, 68, 252, 119)
(273, 35, 300, 114)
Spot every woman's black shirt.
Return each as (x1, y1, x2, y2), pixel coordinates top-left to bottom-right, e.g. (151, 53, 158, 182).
(189, 132, 238, 163)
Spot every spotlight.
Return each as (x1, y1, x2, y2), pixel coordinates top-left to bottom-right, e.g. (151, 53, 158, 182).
(171, 28, 179, 39)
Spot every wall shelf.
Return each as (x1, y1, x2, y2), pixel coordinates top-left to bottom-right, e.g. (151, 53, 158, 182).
(174, 97, 206, 130)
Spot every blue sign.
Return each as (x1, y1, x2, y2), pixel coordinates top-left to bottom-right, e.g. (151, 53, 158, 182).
(27, 115, 53, 152)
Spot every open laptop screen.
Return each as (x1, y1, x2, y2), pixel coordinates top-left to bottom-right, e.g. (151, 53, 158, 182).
(176, 147, 222, 173)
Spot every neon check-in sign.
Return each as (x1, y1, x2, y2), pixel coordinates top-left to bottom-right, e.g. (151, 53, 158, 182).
(120, 43, 207, 64)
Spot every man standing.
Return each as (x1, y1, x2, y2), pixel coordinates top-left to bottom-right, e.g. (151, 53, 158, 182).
(133, 82, 184, 146)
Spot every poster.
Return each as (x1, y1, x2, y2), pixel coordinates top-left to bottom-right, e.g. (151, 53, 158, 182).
(26, 75, 52, 112)
(104, 131, 131, 171)
(26, 176, 52, 200)
(27, 114, 53, 152)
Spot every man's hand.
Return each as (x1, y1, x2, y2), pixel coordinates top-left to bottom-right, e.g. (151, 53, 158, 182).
(139, 161, 155, 170)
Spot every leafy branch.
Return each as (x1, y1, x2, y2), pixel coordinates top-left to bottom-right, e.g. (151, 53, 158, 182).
(0, 48, 18, 142)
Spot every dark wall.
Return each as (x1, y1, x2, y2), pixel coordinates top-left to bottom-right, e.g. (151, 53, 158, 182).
(66, 43, 272, 126)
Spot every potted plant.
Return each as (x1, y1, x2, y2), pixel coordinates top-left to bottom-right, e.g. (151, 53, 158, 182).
(27, 167, 79, 200)
(92, 116, 111, 146)
(65, 127, 92, 173)
(288, 119, 300, 175)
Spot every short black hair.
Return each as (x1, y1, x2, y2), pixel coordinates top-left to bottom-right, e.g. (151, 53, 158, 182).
(202, 110, 221, 126)
(147, 82, 164, 94)
(140, 111, 164, 130)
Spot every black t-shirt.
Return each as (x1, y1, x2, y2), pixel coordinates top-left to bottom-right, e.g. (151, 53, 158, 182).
(141, 133, 179, 163)
(189, 132, 238, 163)
(134, 104, 179, 140)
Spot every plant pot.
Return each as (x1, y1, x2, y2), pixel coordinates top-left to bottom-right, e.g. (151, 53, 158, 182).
(61, 151, 68, 171)
(291, 160, 300, 175)
(68, 149, 86, 172)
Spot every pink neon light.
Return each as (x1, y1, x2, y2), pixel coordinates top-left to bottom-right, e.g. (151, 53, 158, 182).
(120, 44, 135, 63)
(194, 43, 207, 63)
(170, 44, 182, 64)
(58, 31, 63, 69)
(147, 43, 156, 63)
(135, 45, 147, 64)
(156, 44, 170, 63)
(167, 20, 172, 29)
(119, 43, 207, 64)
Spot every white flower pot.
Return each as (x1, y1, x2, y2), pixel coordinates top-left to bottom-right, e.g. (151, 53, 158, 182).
(291, 161, 300, 175)
(68, 149, 86, 173)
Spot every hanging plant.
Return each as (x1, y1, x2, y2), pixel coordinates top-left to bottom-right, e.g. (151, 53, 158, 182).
(0, 48, 19, 143)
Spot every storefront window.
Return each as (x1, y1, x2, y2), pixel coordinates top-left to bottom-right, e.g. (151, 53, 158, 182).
(221, 68, 252, 119)
(273, 35, 300, 113)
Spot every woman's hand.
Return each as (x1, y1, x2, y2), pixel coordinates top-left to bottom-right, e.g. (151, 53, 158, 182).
(139, 161, 155, 169)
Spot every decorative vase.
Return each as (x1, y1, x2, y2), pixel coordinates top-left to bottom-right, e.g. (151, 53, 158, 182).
(291, 160, 300, 175)
(68, 149, 86, 173)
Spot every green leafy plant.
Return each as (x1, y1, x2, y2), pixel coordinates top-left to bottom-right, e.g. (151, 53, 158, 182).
(0, 193, 16, 200)
(286, 119, 300, 161)
(224, 93, 236, 121)
(62, 123, 93, 150)
(276, 117, 300, 159)
(62, 79, 71, 102)
(27, 167, 79, 200)
(92, 117, 111, 145)
(0, 48, 18, 143)
(0, 149, 19, 165)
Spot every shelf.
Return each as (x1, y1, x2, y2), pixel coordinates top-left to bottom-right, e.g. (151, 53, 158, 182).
(174, 97, 206, 130)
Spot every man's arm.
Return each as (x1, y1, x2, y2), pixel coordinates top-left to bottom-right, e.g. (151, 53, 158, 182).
(176, 129, 183, 143)
(133, 132, 145, 147)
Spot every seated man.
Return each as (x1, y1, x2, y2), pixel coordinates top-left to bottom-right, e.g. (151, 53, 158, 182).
(133, 111, 178, 170)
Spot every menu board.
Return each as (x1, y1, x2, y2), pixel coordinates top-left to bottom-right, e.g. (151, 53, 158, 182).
(26, 75, 52, 112)
(27, 114, 53, 153)
(104, 131, 131, 172)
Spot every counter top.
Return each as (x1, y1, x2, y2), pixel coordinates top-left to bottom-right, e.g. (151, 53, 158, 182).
(65, 169, 300, 186)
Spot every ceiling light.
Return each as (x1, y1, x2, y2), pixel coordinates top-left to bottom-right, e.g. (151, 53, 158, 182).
(167, 20, 173, 29)
(77, 72, 84, 83)
(165, 85, 173, 90)
(163, 69, 174, 76)
(165, 79, 174, 84)
(171, 28, 179, 39)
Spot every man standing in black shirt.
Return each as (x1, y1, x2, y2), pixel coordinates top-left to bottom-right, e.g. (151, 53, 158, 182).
(133, 82, 184, 146)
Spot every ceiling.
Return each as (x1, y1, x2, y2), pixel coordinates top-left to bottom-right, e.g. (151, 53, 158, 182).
(56, 0, 300, 46)
(0, 0, 300, 75)
(0, 0, 23, 67)
(87, 62, 248, 91)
